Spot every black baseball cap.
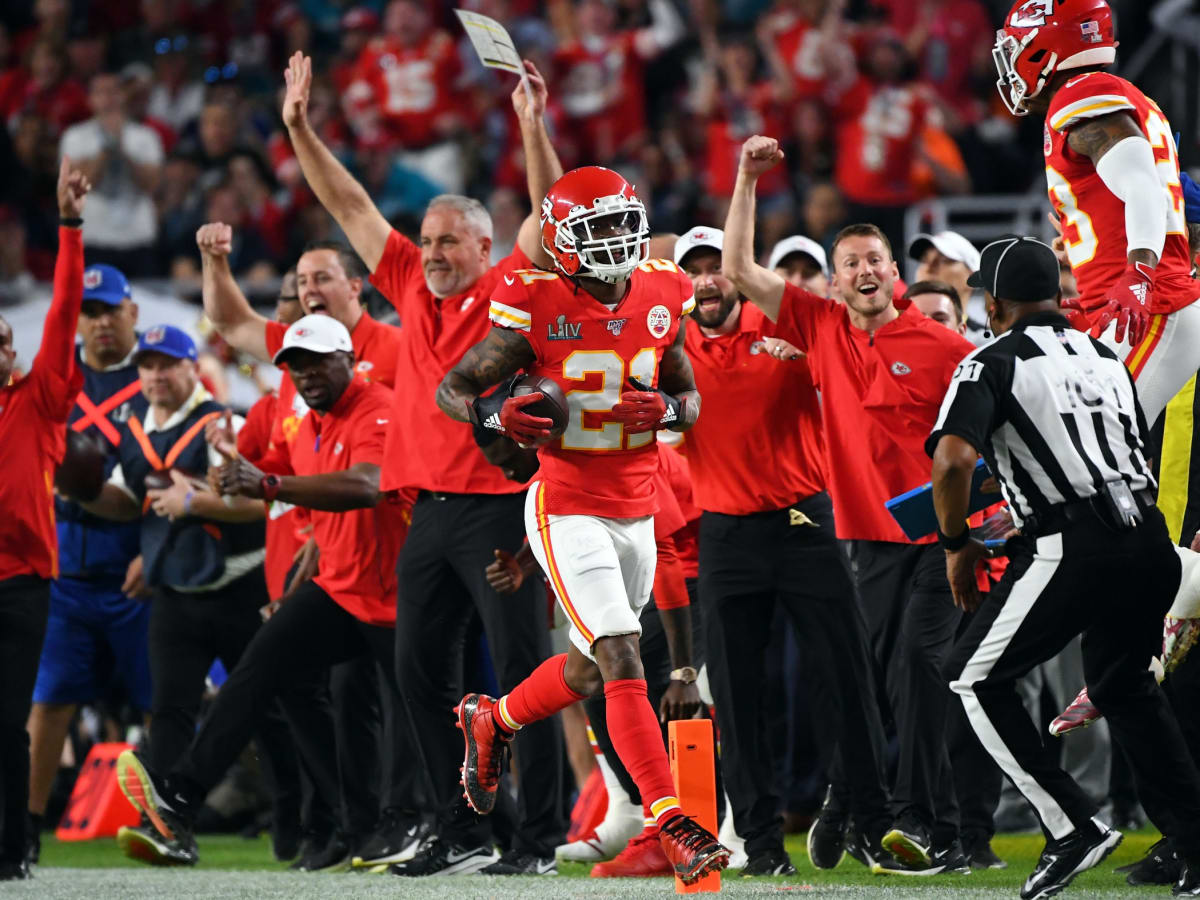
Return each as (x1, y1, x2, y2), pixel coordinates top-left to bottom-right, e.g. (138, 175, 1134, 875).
(966, 236, 1060, 302)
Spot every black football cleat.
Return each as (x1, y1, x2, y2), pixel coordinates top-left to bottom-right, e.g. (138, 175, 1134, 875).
(1021, 823, 1122, 900)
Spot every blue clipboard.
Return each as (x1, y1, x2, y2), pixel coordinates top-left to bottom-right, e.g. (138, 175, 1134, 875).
(885, 458, 994, 541)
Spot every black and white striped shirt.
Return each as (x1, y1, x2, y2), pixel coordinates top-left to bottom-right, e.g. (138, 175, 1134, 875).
(926, 312, 1155, 528)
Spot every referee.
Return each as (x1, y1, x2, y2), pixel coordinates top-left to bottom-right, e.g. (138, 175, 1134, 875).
(931, 236, 1200, 898)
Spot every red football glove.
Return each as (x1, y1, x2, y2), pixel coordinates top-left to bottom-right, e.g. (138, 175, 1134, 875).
(471, 389, 553, 447)
(1058, 297, 1092, 332)
(610, 378, 682, 434)
(1091, 261, 1154, 346)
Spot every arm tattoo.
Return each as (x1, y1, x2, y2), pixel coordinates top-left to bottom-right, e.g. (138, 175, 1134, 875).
(1066, 111, 1143, 164)
(659, 327, 701, 431)
(436, 327, 535, 422)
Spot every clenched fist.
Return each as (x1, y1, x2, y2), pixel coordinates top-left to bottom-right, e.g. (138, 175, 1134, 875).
(196, 222, 234, 257)
(739, 135, 785, 178)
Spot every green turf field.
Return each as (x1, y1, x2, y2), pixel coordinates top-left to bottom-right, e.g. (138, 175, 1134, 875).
(18, 829, 1161, 898)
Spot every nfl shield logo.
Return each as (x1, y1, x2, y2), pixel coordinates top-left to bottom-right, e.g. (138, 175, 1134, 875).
(146, 326, 166, 344)
(83, 268, 103, 290)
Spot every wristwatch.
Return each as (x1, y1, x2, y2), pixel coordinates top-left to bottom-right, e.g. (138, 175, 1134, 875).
(669, 666, 698, 685)
(260, 474, 281, 502)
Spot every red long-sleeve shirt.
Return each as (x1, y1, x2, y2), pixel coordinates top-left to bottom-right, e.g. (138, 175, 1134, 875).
(0, 226, 85, 580)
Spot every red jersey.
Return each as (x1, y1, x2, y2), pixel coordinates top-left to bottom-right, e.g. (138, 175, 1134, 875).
(1045, 71, 1196, 316)
(344, 31, 463, 150)
(684, 303, 826, 515)
(554, 32, 647, 161)
(770, 14, 829, 100)
(705, 84, 788, 198)
(489, 260, 696, 518)
(773, 284, 974, 543)
(0, 227, 84, 581)
(370, 230, 531, 495)
(289, 379, 409, 625)
(834, 78, 929, 207)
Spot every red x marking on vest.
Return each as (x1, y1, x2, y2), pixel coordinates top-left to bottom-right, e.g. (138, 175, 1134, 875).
(71, 381, 143, 446)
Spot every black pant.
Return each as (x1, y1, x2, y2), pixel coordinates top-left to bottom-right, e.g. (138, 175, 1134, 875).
(174, 581, 418, 826)
(850, 539, 961, 838)
(331, 656, 382, 839)
(0, 576, 49, 864)
(947, 510, 1200, 857)
(701, 493, 889, 858)
(395, 492, 564, 857)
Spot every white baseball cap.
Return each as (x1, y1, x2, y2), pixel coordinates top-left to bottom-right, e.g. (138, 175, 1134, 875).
(673, 226, 724, 264)
(907, 230, 981, 271)
(272, 314, 353, 365)
(767, 235, 828, 276)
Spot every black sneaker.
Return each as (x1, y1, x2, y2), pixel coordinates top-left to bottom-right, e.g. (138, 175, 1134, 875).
(1020, 824, 1122, 900)
(871, 842, 971, 876)
(806, 787, 848, 869)
(478, 850, 556, 875)
(25, 813, 41, 866)
(1115, 836, 1181, 885)
(0, 860, 31, 881)
(291, 833, 351, 872)
(1176, 860, 1200, 896)
(967, 840, 1008, 870)
(271, 817, 302, 863)
(115, 750, 197, 847)
(117, 820, 198, 866)
(882, 815, 933, 868)
(845, 828, 886, 869)
(388, 837, 500, 876)
(352, 808, 428, 868)
(740, 848, 796, 876)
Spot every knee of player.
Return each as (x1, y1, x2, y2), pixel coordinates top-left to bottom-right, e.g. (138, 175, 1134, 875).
(592, 634, 644, 683)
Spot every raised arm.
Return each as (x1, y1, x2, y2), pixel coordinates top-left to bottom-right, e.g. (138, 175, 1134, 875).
(512, 61, 563, 268)
(722, 136, 787, 320)
(283, 52, 392, 272)
(197, 223, 272, 361)
(36, 157, 91, 377)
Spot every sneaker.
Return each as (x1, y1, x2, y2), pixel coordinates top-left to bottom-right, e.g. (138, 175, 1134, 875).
(479, 850, 556, 875)
(115, 750, 196, 846)
(25, 813, 41, 866)
(807, 787, 848, 869)
(718, 800, 748, 869)
(117, 820, 198, 866)
(882, 815, 933, 868)
(658, 815, 731, 885)
(388, 837, 500, 876)
(845, 828, 885, 869)
(871, 843, 971, 876)
(290, 833, 351, 872)
(0, 860, 31, 881)
(455, 693, 512, 816)
(1049, 687, 1102, 737)
(352, 809, 428, 868)
(740, 847, 796, 876)
(1176, 860, 1200, 896)
(1020, 824, 1122, 900)
(271, 819, 302, 863)
(967, 840, 1008, 870)
(591, 826, 672, 877)
(556, 800, 643, 862)
(1115, 836, 1181, 885)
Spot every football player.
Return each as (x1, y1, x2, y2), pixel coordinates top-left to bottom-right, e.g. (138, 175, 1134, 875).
(435, 165, 729, 885)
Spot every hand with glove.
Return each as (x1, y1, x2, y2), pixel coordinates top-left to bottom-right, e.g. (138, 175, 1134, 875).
(610, 377, 682, 434)
(468, 376, 554, 447)
(1072, 260, 1153, 346)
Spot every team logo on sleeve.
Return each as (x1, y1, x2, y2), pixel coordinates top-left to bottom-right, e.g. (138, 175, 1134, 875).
(606, 318, 629, 336)
(646, 305, 671, 339)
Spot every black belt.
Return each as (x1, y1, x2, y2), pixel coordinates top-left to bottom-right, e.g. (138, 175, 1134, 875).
(1025, 488, 1156, 537)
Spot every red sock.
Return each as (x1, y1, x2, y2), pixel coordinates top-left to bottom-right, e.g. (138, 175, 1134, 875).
(496, 654, 584, 733)
(604, 679, 680, 826)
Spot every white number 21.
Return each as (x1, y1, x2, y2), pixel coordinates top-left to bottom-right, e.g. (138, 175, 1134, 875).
(561, 349, 658, 450)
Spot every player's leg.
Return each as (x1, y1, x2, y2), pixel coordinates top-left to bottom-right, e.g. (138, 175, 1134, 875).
(329, 656, 382, 847)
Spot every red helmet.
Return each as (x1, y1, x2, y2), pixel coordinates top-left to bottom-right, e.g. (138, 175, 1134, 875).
(540, 166, 649, 284)
(993, 0, 1116, 115)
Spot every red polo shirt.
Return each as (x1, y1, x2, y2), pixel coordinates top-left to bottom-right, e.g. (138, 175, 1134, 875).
(369, 229, 530, 494)
(772, 283, 974, 543)
(289, 378, 409, 625)
(0, 227, 84, 581)
(684, 303, 826, 515)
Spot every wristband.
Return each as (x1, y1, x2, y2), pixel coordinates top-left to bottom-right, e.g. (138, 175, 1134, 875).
(261, 474, 281, 502)
(937, 523, 971, 552)
(183, 490, 195, 516)
(59, 216, 83, 228)
(669, 666, 698, 684)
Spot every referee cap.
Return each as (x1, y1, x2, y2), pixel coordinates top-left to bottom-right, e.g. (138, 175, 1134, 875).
(967, 236, 1060, 302)
(674, 227, 723, 264)
(273, 314, 353, 365)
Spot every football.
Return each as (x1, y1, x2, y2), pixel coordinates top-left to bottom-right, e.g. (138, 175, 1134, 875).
(512, 375, 570, 436)
(55, 429, 107, 502)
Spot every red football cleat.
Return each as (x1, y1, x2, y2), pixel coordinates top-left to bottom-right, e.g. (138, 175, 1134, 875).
(658, 815, 731, 885)
(590, 825, 672, 878)
(455, 693, 512, 815)
(1049, 687, 1102, 737)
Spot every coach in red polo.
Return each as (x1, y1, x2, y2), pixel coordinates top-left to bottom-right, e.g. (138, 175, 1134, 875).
(278, 52, 567, 872)
(724, 135, 976, 873)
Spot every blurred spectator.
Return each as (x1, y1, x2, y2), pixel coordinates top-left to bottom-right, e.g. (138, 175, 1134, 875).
(145, 35, 205, 138)
(60, 71, 164, 276)
(10, 0, 72, 60)
(8, 113, 59, 278)
(121, 62, 176, 152)
(487, 186, 526, 264)
(342, 0, 469, 192)
(171, 183, 274, 284)
(0, 37, 90, 135)
(902, 279, 966, 335)
(357, 147, 443, 226)
(330, 6, 379, 93)
(65, 19, 109, 85)
(227, 150, 288, 261)
(188, 102, 243, 191)
(550, 0, 684, 165)
(267, 77, 350, 204)
(0, 206, 34, 305)
(758, 0, 854, 101)
(801, 181, 846, 251)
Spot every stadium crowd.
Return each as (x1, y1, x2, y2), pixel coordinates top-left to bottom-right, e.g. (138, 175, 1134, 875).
(3, 0, 1200, 898)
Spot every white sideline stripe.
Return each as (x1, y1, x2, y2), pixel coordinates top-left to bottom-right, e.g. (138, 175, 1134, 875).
(949, 532, 1076, 839)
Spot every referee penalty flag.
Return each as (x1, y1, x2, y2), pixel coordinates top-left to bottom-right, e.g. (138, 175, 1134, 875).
(454, 9, 534, 106)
